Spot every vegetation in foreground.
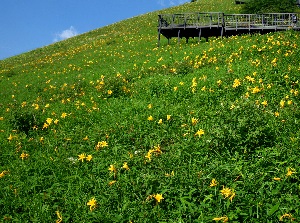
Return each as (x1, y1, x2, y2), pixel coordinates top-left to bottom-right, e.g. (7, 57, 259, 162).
(0, 0, 300, 222)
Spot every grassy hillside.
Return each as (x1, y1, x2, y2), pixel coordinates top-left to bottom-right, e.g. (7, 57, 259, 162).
(1, 0, 300, 222)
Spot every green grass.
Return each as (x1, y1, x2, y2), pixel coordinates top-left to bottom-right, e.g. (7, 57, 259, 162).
(0, 0, 300, 222)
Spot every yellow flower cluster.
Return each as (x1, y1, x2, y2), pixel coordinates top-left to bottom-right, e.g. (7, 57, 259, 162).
(145, 145, 162, 162)
(191, 117, 198, 126)
(195, 129, 205, 137)
(7, 134, 15, 141)
(213, 216, 228, 222)
(106, 162, 130, 187)
(0, 170, 9, 178)
(95, 141, 108, 150)
(146, 193, 164, 203)
(279, 213, 294, 221)
(78, 153, 93, 162)
(20, 152, 30, 160)
(232, 79, 241, 88)
(108, 164, 117, 173)
(87, 197, 97, 211)
(148, 114, 172, 123)
(191, 77, 197, 93)
(42, 117, 59, 129)
(210, 178, 218, 187)
(220, 186, 236, 202)
(273, 167, 296, 180)
(55, 211, 63, 223)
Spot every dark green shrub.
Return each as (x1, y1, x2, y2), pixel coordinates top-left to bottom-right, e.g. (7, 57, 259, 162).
(9, 109, 43, 135)
(241, 0, 297, 13)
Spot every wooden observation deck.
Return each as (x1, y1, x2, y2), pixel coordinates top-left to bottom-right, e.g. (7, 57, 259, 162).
(158, 12, 300, 46)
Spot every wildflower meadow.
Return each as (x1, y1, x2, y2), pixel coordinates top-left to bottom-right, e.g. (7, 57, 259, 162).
(0, 0, 300, 222)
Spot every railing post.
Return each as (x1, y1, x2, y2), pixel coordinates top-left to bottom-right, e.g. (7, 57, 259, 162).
(172, 14, 175, 28)
(158, 15, 161, 29)
(248, 14, 250, 31)
(276, 13, 279, 29)
(222, 13, 225, 31)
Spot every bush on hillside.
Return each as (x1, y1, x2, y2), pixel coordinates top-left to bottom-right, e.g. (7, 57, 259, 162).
(241, 0, 297, 13)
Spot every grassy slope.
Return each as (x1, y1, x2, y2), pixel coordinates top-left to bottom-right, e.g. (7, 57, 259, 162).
(1, 0, 300, 222)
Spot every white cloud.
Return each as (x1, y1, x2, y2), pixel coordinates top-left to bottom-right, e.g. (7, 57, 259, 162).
(157, 0, 190, 7)
(53, 26, 78, 42)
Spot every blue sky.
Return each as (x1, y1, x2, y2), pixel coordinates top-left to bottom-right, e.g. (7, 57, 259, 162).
(0, 0, 190, 60)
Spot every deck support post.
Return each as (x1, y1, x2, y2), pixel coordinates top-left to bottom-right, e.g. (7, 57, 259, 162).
(158, 29, 161, 47)
(199, 28, 202, 42)
(221, 27, 224, 38)
(178, 30, 181, 44)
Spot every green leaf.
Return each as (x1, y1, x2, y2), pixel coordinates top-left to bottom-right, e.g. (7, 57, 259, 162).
(267, 203, 280, 216)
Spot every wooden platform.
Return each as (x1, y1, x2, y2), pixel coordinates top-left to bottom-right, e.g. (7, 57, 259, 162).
(158, 12, 300, 46)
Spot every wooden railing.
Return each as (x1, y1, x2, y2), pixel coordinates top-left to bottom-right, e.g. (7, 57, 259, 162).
(158, 12, 300, 30)
(158, 12, 224, 29)
(224, 13, 300, 30)
(158, 12, 300, 46)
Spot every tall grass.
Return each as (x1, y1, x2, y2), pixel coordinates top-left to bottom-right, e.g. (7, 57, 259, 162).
(0, 0, 299, 222)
